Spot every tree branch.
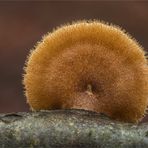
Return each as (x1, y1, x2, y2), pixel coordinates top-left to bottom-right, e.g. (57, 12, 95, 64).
(0, 109, 148, 148)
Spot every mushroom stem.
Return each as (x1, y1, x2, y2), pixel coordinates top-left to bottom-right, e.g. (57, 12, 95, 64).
(86, 84, 93, 95)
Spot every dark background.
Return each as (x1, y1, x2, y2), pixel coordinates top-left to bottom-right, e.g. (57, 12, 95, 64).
(0, 1, 148, 122)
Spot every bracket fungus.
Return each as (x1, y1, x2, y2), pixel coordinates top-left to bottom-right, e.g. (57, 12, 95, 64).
(23, 21, 148, 123)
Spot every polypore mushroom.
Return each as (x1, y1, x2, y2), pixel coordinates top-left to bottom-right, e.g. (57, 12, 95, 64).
(23, 21, 148, 123)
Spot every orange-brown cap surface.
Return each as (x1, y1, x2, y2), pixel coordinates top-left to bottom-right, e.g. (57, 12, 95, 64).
(23, 21, 148, 123)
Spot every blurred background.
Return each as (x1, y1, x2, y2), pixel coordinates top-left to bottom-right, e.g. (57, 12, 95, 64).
(0, 1, 148, 122)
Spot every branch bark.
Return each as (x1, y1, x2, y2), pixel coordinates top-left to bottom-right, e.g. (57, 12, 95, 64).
(0, 109, 148, 148)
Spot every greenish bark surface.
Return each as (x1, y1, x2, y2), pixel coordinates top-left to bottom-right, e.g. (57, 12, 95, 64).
(0, 109, 148, 148)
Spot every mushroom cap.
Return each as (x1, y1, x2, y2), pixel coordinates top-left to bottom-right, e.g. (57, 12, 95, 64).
(23, 21, 148, 123)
